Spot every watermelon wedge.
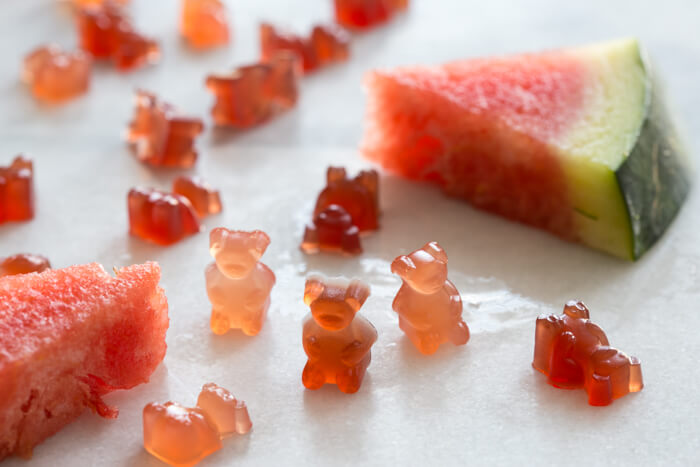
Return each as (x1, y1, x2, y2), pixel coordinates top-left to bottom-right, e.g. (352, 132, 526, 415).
(0, 262, 169, 460)
(362, 38, 691, 260)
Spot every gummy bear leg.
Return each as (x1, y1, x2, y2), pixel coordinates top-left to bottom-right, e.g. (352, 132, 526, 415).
(336, 364, 366, 394)
(587, 373, 613, 406)
(302, 361, 325, 390)
(210, 310, 231, 335)
(416, 331, 441, 355)
(241, 304, 268, 336)
(399, 317, 432, 353)
(448, 320, 470, 346)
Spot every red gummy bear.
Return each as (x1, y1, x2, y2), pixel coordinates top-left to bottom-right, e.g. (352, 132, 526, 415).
(0, 156, 34, 224)
(172, 175, 222, 217)
(301, 204, 362, 255)
(533, 301, 644, 406)
(260, 23, 349, 74)
(23, 45, 91, 103)
(0, 254, 51, 277)
(127, 91, 204, 169)
(77, 1, 159, 71)
(314, 167, 379, 232)
(333, 0, 408, 30)
(128, 187, 201, 245)
(205, 53, 300, 128)
(181, 0, 230, 49)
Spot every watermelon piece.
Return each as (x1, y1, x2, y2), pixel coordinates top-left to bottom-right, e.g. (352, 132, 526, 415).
(362, 38, 691, 260)
(0, 262, 169, 460)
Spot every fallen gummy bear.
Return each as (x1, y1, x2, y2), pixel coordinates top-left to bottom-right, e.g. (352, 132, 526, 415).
(301, 204, 362, 255)
(22, 45, 91, 103)
(533, 301, 643, 406)
(127, 91, 204, 169)
(127, 187, 201, 246)
(314, 167, 379, 231)
(333, 0, 408, 30)
(0, 155, 34, 224)
(181, 0, 230, 49)
(391, 242, 469, 355)
(0, 254, 51, 277)
(196, 383, 252, 436)
(77, 1, 159, 71)
(205, 53, 300, 128)
(260, 23, 349, 74)
(205, 228, 276, 336)
(172, 175, 222, 217)
(302, 275, 377, 393)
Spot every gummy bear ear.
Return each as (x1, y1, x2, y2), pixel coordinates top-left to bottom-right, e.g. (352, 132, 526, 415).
(327, 166, 347, 184)
(390, 255, 415, 278)
(356, 170, 379, 201)
(345, 279, 370, 311)
(423, 242, 447, 263)
(250, 230, 271, 255)
(304, 275, 325, 305)
(209, 227, 227, 253)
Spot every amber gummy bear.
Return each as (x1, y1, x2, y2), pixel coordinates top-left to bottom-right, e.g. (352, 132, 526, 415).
(391, 242, 469, 355)
(77, 1, 159, 71)
(0, 156, 34, 224)
(181, 0, 230, 49)
(533, 301, 643, 406)
(127, 91, 204, 169)
(205, 228, 276, 336)
(302, 275, 377, 393)
(205, 53, 300, 128)
(172, 176, 222, 217)
(0, 254, 50, 277)
(196, 383, 252, 436)
(143, 402, 221, 467)
(314, 167, 379, 232)
(301, 204, 361, 255)
(22, 45, 91, 103)
(128, 187, 201, 245)
(334, 0, 408, 29)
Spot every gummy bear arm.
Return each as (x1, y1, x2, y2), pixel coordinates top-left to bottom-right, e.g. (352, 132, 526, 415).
(584, 321, 610, 346)
(445, 281, 463, 316)
(257, 262, 277, 289)
(302, 316, 322, 358)
(205, 263, 228, 303)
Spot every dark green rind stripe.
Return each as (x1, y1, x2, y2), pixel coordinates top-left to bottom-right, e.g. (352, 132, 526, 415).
(615, 74, 692, 260)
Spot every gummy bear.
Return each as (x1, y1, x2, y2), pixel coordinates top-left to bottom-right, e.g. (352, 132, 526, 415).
(127, 91, 204, 169)
(77, 1, 159, 71)
(301, 204, 362, 255)
(0, 156, 34, 224)
(172, 175, 222, 217)
(128, 187, 201, 245)
(302, 275, 377, 393)
(533, 301, 643, 406)
(333, 0, 407, 29)
(391, 242, 470, 355)
(181, 0, 230, 49)
(0, 254, 51, 277)
(22, 45, 91, 103)
(196, 383, 252, 436)
(205, 228, 276, 336)
(260, 23, 349, 74)
(143, 401, 221, 467)
(314, 167, 379, 232)
(205, 53, 299, 128)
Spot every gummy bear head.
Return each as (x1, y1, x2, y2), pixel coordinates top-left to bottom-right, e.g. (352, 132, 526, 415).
(563, 301, 590, 320)
(391, 242, 448, 294)
(210, 228, 270, 279)
(304, 275, 370, 331)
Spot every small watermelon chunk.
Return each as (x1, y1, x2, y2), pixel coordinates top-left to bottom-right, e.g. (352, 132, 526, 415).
(0, 262, 169, 460)
(362, 38, 691, 260)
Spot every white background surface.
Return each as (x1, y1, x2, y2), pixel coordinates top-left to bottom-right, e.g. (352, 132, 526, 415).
(2, 0, 700, 465)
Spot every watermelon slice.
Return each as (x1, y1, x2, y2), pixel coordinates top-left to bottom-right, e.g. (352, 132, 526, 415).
(362, 38, 691, 260)
(0, 262, 169, 460)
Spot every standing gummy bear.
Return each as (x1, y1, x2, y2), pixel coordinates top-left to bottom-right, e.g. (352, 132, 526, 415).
(302, 275, 377, 393)
(391, 242, 470, 355)
(205, 228, 276, 336)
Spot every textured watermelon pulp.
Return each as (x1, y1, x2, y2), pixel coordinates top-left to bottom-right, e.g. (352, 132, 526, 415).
(0, 262, 169, 459)
(362, 38, 691, 259)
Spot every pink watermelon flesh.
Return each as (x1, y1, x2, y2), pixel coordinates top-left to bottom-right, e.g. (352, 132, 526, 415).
(0, 262, 169, 459)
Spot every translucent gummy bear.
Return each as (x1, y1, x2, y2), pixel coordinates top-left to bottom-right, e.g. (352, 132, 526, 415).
(391, 241, 470, 355)
(22, 45, 91, 103)
(0, 155, 34, 224)
(533, 301, 643, 406)
(127, 187, 202, 246)
(301, 204, 361, 255)
(314, 167, 379, 232)
(172, 175, 222, 217)
(143, 401, 221, 467)
(0, 253, 51, 277)
(181, 0, 230, 49)
(196, 383, 252, 436)
(333, 0, 408, 30)
(302, 275, 378, 393)
(205, 228, 276, 336)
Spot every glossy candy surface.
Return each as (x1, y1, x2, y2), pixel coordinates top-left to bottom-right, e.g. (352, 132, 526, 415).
(22, 45, 90, 103)
(260, 23, 349, 73)
(533, 301, 643, 406)
(301, 204, 361, 255)
(0, 254, 50, 277)
(196, 383, 252, 437)
(127, 188, 201, 246)
(391, 242, 469, 354)
(0, 156, 34, 224)
(333, 0, 408, 29)
(172, 176, 222, 217)
(205, 228, 276, 336)
(181, 0, 230, 49)
(314, 167, 379, 232)
(302, 275, 377, 393)
(127, 91, 204, 169)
